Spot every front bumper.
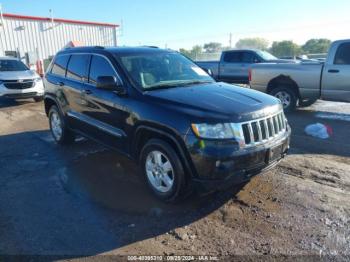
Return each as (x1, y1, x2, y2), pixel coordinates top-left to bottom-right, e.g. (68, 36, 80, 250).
(185, 126, 291, 193)
(0, 80, 44, 98)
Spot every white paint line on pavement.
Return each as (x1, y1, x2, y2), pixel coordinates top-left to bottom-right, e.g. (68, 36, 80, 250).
(315, 112, 350, 122)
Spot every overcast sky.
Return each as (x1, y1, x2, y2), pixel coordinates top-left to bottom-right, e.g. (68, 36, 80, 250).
(1, 0, 350, 49)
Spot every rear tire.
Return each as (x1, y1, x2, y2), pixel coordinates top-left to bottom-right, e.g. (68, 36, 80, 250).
(140, 139, 187, 203)
(48, 105, 75, 145)
(270, 86, 297, 112)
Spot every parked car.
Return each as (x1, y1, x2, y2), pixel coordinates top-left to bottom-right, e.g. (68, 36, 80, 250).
(196, 49, 295, 84)
(249, 39, 350, 111)
(0, 57, 44, 102)
(44, 46, 291, 202)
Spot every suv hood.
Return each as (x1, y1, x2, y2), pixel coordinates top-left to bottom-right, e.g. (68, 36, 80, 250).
(0, 70, 37, 80)
(144, 82, 281, 122)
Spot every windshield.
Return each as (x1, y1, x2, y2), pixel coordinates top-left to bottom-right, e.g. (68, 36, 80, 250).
(116, 51, 214, 90)
(256, 50, 277, 61)
(0, 59, 29, 72)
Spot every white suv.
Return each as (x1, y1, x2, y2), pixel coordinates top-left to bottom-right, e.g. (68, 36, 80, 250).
(0, 57, 44, 102)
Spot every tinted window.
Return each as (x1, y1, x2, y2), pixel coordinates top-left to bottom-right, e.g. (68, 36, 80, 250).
(241, 52, 254, 63)
(51, 55, 69, 76)
(89, 55, 116, 85)
(223, 52, 242, 63)
(117, 52, 213, 90)
(334, 43, 350, 65)
(0, 59, 28, 72)
(66, 54, 90, 81)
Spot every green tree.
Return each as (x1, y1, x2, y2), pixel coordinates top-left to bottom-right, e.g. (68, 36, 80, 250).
(302, 39, 331, 54)
(179, 48, 191, 58)
(203, 42, 222, 53)
(179, 45, 203, 60)
(270, 41, 301, 58)
(235, 38, 269, 50)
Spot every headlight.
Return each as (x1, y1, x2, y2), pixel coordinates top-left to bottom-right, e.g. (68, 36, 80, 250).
(34, 77, 42, 83)
(191, 123, 244, 140)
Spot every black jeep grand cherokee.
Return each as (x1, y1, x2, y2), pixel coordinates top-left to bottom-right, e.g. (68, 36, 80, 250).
(44, 46, 290, 202)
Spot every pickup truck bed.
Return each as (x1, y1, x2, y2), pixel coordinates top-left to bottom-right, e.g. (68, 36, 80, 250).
(249, 39, 350, 111)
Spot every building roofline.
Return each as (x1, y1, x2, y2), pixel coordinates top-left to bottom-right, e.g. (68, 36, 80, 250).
(2, 13, 119, 28)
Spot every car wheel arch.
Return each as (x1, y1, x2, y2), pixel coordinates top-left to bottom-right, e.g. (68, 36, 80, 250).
(267, 75, 300, 98)
(132, 125, 197, 179)
(44, 96, 58, 116)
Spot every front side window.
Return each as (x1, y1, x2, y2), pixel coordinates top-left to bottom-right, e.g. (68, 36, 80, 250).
(256, 50, 277, 61)
(66, 54, 90, 81)
(241, 52, 255, 63)
(0, 59, 28, 72)
(89, 55, 116, 85)
(51, 55, 70, 76)
(334, 43, 350, 65)
(116, 51, 213, 90)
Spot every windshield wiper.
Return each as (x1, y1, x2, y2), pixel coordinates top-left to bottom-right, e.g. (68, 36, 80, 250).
(146, 80, 213, 90)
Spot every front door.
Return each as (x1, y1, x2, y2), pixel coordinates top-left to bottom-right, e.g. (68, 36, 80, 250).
(80, 54, 130, 152)
(322, 42, 350, 102)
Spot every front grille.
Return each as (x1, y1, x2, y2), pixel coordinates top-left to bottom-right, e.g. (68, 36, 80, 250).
(3, 79, 34, 89)
(4, 92, 38, 98)
(240, 111, 287, 147)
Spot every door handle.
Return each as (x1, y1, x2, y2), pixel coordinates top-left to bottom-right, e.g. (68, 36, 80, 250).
(82, 89, 92, 95)
(328, 69, 339, 73)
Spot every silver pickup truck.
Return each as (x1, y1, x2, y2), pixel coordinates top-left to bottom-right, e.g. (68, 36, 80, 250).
(249, 39, 350, 111)
(197, 49, 294, 84)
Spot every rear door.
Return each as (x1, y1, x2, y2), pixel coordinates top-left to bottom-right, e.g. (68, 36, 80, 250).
(64, 54, 92, 129)
(80, 54, 129, 152)
(219, 51, 243, 83)
(322, 42, 350, 102)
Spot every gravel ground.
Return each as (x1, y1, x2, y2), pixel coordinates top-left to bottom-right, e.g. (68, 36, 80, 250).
(0, 98, 349, 261)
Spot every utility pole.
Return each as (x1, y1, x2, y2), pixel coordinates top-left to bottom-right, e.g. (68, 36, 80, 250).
(49, 9, 54, 29)
(229, 33, 232, 49)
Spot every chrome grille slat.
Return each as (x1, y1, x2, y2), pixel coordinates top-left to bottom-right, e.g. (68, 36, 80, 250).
(239, 111, 287, 148)
(256, 121, 263, 142)
(247, 123, 254, 144)
(269, 117, 275, 136)
(263, 119, 269, 138)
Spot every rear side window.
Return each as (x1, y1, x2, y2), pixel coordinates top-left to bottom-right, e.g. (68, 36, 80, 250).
(89, 55, 116, 85)
(223, 52, 242, 63)
(66, 54, 90, 81)
(334, 43, 350, 65)
(51, 55, 69, 76)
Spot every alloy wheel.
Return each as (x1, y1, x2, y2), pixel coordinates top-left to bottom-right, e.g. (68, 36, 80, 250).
(145, 150, 174, 193)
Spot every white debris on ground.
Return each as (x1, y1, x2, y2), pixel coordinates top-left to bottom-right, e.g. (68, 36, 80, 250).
(305, 123, 331, 139)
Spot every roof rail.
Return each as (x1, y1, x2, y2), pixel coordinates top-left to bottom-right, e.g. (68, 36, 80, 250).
(142, 45, 159, 49)
(63, 45, 105, 50)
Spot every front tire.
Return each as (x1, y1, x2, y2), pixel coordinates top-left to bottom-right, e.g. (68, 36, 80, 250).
(270, 87, 297, 112)
(140, 139, 187, 203)
(48, 105, 75, 145)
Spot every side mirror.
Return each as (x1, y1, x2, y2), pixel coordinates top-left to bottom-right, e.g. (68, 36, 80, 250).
(202, 68, 213, 76)
(96, 76, 125, 94)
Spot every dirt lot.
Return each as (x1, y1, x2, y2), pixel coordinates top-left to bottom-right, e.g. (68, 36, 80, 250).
(0, 98, 349, 260)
